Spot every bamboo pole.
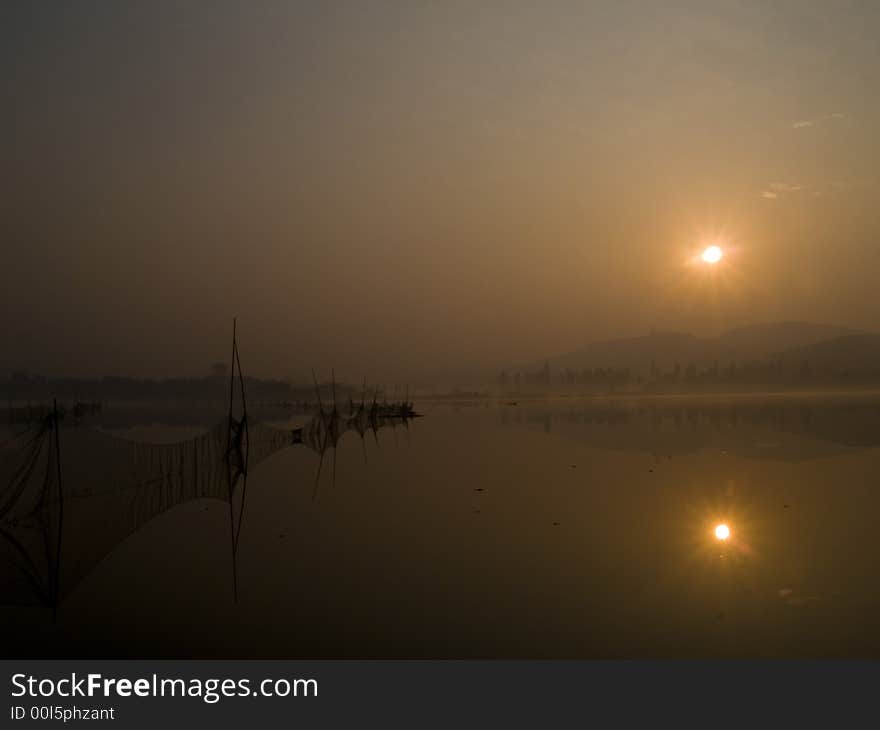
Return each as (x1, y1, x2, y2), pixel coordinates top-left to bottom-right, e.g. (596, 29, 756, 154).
(52, 398, 64, 619)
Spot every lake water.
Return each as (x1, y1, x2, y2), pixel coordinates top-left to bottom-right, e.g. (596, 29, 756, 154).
(5, 394, 880, 658)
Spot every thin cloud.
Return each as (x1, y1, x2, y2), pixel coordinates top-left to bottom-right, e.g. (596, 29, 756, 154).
(830, 178, 873, 190)
(769, 182, 804, 193)
(761, 178, 869, 200)
(761, 181, 808, 199)
(791, 112, 846, 129)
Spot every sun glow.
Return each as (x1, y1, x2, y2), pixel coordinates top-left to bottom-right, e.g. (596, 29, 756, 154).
(701, 245, 723, 264)
(714, 523, 731, 541)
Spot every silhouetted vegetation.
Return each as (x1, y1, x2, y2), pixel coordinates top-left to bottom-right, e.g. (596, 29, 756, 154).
(497, 356, 880, 395)
(0, 372, 369, 406)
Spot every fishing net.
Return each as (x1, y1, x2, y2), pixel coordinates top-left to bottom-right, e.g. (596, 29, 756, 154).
(0, 407, 411, 608)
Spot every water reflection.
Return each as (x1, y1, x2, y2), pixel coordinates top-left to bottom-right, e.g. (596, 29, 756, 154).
(4, 394, 880, 658)
(496, 395, 880, 459)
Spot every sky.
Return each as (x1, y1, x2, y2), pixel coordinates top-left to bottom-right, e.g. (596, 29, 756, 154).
(2, 1, 879, 383)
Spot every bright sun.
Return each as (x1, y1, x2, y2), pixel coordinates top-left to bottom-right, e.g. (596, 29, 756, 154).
(701, 245, 723, 264)
(714, 523, 731, 541)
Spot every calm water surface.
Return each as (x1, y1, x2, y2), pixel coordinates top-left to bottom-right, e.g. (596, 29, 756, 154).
(5, 395, 880, 658)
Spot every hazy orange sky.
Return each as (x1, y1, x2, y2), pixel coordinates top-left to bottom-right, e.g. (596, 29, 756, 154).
(2, 1, 879, 383)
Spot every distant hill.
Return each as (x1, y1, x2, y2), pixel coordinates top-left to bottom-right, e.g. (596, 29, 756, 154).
(536, 322, 861, 375)
(774, 334, 880, 374)
(545, 331, 705, 373)
(715, 322, 860, 362)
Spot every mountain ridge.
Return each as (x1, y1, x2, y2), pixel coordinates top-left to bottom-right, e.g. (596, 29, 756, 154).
(527, 321, 865, 375)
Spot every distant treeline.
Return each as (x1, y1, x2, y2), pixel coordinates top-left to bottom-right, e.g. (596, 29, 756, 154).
(2, 372, 360, 404)
(497, 358, 880, 394)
